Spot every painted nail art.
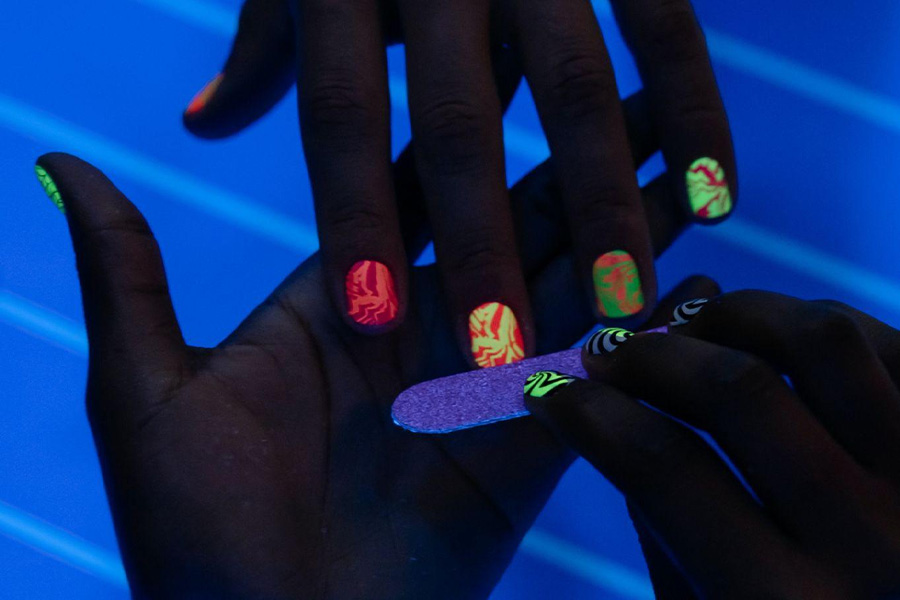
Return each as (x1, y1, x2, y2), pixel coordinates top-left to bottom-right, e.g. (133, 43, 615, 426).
(593, 251, 644, 318)
(670, 298, 709, 326)
(686, 158, 732, 220)
(345, 260, 399, 327)
(584, 327, 634, 355)
(469, 302, 525, 368)
(34, 165, 65, 214)
(524, 371, 577, 399)
(186, 73, 223, 116)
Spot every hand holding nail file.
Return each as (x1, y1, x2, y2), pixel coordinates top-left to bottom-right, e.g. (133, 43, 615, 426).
(392, 326, 668, 433)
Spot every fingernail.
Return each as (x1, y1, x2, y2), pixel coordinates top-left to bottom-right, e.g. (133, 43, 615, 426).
(345, 260, 399, 327)
(34, 165, 65, 214)
(185, 73, 223, 116)
(584, 327, 634, 355)
(593, 251, 644, 318)
(524, 371, 577, 399)
(670, 298, 709, 326)
(686, 158, 733, 220)
(469, 302, 525, 368)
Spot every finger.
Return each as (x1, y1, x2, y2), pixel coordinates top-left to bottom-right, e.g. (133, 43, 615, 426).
(526, 178, 693, 353)
(622, 90, 659, 169)
(396, 44, 525, 262)
(641, 275, 719, 330)
(609, 0, 736, 223)
(183, 0, 296, 139)
(34, 154, 187, 412)
(523, 374, 798, 596)
(813, 300, 900, 386)
(294, 0, 407, 334)
(674, 292, 900, 474)
(515, 0, 657, 325)
(400, 0, 532, 369)
(582, 329, 871, 541)
(628, 503, 698, 600)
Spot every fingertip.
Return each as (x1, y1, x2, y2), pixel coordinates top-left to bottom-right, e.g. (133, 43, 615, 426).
(522, 370, 580, 420)
(466, 301, 529, 370)
(685, 157, 735, 224)
(342, 259, 406, 335)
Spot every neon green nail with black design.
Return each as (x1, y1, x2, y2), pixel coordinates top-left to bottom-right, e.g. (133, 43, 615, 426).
(524, 371, 577, 399)
(35, 165, 65, 214)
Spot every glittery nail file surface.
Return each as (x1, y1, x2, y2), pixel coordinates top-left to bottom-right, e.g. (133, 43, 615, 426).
(392, 349, 585, 434)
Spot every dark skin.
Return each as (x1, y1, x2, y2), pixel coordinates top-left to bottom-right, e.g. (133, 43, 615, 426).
(37, 110, 707, 598)
(527, 291, 900, 598)
(182, 0, 736, 360)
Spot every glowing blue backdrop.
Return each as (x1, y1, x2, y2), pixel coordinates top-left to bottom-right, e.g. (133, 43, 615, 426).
(2, 0, 900, 597)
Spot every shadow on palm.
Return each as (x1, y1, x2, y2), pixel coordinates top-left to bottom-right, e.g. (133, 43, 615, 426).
(41, 130, 699, 598)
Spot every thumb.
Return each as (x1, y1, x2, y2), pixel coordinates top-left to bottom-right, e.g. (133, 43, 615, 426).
(35, 153, 187, 392)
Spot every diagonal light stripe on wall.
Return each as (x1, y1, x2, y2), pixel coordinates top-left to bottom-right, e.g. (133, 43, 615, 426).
(0, 501, 128, 590)
(0, 93, 318, 255)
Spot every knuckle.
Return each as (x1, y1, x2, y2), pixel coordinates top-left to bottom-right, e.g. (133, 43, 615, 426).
(705, 353, 783, 421)
(324, 200, 387, 235)
(414, 96, 492, 175)
(440, 226, 515, 277)
(673, 98, 723, 124)
(84, 218, 158, 258)
(303, 72, 376, 138)
(639, 0, 706, 64)
(544, 51, 617, 119)
(796, 305, 862, 347)
(566, 183, 639, 232)
(811, 298, 854, 314)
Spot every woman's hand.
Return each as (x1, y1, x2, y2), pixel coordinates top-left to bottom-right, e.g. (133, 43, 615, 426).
(181, 0, 736, 367)
(525, 291, 900, 598)
(34, 109, 699, 599)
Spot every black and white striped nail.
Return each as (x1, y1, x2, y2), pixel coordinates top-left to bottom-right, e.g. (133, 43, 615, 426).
(670, 299, 709, 326)
(583, 327, 634, 355)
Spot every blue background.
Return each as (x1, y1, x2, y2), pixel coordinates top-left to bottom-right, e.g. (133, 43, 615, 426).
(2, 0, 900, 597)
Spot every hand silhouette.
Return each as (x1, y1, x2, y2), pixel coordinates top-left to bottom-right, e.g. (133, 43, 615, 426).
(35, 144, 706, 598)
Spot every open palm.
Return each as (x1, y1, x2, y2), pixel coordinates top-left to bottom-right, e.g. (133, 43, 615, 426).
(39, 147, 693, 599)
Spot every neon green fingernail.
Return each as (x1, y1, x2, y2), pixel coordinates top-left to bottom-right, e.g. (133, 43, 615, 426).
(686, 157, 732, 219)
(524, 371, 577, 399)
(35, 165, 65, 214)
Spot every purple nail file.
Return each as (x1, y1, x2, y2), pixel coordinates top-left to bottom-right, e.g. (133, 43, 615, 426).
(392, 326, 669, 434)
(392, 349, 585, 434)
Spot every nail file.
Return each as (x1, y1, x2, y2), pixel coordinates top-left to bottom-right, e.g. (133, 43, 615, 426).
(392, 326, 669, 434)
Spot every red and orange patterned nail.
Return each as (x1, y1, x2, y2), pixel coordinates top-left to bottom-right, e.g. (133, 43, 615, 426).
(345, 260, 399, 328)
(185, 74, 223, 116)
(686, 157, 733, 220)
(592, 251, 644, 319)
(468, 302, 525, 368)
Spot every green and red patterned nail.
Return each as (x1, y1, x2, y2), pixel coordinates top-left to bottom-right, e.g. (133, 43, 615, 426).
(592, 251, 644, 318)
(686, 157, 732, 220)
(34, 165, 65, 214)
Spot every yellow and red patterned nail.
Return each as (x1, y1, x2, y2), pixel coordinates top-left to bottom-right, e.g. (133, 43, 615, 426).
(686, 157, 733, 220)
(185, 74, 224, 117)
(592, 251, 644, 319)
(468, 302, 525, 368)
(345, 260, 399, 328)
